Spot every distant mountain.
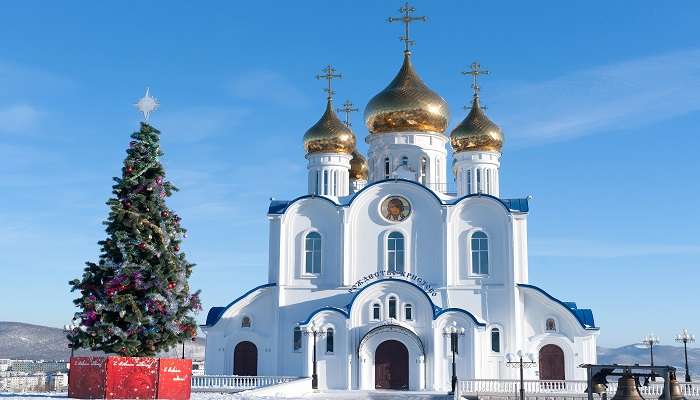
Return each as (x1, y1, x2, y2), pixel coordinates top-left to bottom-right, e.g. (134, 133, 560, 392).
(598, 344, 700, 376)
(0, 321, 204, 361)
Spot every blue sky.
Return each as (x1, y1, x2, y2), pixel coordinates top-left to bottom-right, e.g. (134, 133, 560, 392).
(1, 1, 699, 348)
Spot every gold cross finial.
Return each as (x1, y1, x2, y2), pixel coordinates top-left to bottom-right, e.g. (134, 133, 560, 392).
(316, 64, 342, 101)
(462, 61, 489, 98)
(336, 100, 358, 127)
(387, 2, 426, 54)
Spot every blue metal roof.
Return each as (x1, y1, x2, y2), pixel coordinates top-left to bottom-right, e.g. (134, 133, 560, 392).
(203, 283, 277, 327)
(267, 179, 529, 215)
(518, 284, 598, 330)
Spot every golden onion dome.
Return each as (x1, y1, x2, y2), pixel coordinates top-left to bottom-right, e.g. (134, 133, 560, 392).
(349, 149, 368, 181)
(303, 100, 356, 155)
(450, 95, 504, 153)
(365, 53, 449, 134)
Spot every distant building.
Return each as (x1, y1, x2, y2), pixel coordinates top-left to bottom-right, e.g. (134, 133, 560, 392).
(48, 372, 68, 391)
(9, 360, 68, 374)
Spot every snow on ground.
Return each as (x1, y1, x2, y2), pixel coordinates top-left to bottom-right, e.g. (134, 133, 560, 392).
(0, 391, 452, 399)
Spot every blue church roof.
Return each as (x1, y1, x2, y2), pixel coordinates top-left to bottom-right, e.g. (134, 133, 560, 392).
(267, 179, 529, 215)
(518, 284, 597, 330)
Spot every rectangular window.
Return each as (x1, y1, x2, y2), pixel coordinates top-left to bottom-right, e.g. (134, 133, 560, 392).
(477, 169, 482, 193)
(405, 305, 412, 321)
(293, 327, 302, 351)
(467, 170, 472, 194)
(323, 171, 329, 195)
(384, 158, 390, 179)
(491, 329, 500, 352)
(372, 305, 380, 320)
(326, 329, 334, 353)
(388, 298, 397, 319)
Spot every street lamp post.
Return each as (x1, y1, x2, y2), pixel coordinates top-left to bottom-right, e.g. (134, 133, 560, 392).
(675, 329, 695, 383)
(302, 323, 327, 390)
(506, 351, 537, 400)
(442, 322, 466, 395)
(641, 333, 660, 381)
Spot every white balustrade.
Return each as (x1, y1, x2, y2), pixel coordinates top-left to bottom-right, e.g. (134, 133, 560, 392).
(457, 379, 700, 399)
(191, 375, 301, 392)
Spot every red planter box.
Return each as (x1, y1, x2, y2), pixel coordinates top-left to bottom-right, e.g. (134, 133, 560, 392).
(68, 356, 192, 400)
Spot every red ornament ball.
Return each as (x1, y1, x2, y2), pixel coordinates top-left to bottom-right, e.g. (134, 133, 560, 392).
(161, 210, 170, 218)
(125, 166, 134, 174)
(173, 245, 180, 251)
(168, 282, 176, 289)
(138, 242, 147, 250)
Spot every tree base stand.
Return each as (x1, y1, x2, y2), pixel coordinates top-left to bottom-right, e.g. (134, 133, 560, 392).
(68, 356, 191, 399)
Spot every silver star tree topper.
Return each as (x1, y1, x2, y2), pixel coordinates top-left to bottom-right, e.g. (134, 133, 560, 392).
(134, 87, 159, 121)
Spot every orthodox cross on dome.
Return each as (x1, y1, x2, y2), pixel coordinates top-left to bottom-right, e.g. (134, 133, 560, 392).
(387, 2, 426, 54)
(134, 87, 159, 121)
(462, 61, 489, 98)
(316, 65, 342, 101)
(337, 99, 358, 127)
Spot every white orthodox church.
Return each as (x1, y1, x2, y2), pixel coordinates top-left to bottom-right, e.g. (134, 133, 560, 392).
(202, 6, 598, 391)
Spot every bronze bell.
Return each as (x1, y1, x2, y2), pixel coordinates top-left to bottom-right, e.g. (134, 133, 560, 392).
(612, 374, 644, 400)
(658, 372, 687, 400)
(587, 368, 613, 395)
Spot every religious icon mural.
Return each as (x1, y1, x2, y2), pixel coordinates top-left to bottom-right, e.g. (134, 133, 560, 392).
(381, 196, 411, 222)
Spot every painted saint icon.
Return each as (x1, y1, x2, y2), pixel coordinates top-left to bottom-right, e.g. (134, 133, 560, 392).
(381, 196, 411, 222)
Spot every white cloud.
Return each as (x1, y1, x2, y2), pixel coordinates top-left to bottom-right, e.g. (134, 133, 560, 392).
(530, 238, 700, 258)
(0, 104, 42, 133)
(492, 48, 700, 146)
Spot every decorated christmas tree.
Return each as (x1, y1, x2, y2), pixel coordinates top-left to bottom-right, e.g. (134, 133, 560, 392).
(67, 90, 201, 357)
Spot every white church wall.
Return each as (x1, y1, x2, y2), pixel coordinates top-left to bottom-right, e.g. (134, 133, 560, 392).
(282, 198, 342, 288)
(346, 182, 444, 287)
(204, 288, 277, 375)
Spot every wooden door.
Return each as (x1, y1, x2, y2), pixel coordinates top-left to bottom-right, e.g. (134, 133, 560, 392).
(375, 340, 409, 390)
(539, 344, 565, 380)
(233, 341, 257, 376)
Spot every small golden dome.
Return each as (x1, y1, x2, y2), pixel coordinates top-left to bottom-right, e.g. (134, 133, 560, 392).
(304, 100, 356, 154)
(349, 150, 368, 181)
(365, 53, 449, 134)
(450, 95, 504, 153)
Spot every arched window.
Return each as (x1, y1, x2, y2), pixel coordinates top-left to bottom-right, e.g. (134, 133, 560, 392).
(420, 158, 427, 184)
(546, 318, 557, 332)
(384, 158, 390, 179)
(471, 231, 489, 275)
(323, 170, 329, 195)
(404, 304, 413, 321)
(315, 171, 320, 194)
(388, 296, 397, 319)
(326, 328, 334, 353)
(387, 232, 405, 272)
(372, 303, 381, 321)
(401, 156, 409, 166)
(491, 328, 501, 353)
(476, 169, 482, 193)
(293, 327, 302, 351)
(241, 316, 251, 328)
(305, 232, 322, 274)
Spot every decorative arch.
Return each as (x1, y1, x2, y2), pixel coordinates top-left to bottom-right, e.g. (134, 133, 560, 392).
(359, 324, 425, 357)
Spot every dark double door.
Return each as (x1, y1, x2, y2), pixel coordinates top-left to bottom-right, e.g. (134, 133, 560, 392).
(539, 344, 565, 380)
(233, 341, 257, 376)
(375, 340, 409, 390)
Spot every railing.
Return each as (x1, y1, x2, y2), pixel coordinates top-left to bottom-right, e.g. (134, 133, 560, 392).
(191, 375, 301, 392)
(457, 379, 700, 399)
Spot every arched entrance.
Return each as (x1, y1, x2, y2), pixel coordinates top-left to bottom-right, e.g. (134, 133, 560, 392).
(375, 340, 409, 390)
(233, 341, 257, 376)
(539, 344, 565, 380)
